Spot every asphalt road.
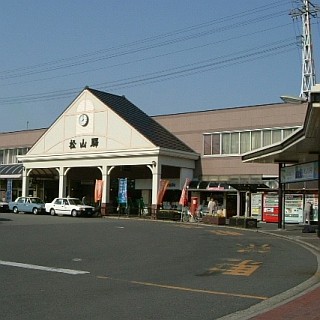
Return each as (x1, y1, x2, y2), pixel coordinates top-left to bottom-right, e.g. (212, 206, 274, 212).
(0, 213, 318, 320)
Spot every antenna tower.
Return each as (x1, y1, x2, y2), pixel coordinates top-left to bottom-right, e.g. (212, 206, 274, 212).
(290, 0, 320, 100)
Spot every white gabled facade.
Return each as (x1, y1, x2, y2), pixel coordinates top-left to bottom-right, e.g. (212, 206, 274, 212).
(18, 88, 197, 212)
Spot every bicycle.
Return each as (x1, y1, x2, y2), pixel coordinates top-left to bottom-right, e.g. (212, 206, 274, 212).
(181, 208, 202, 223)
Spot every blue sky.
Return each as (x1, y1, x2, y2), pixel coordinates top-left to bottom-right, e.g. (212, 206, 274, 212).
(1, 0, 320, 132)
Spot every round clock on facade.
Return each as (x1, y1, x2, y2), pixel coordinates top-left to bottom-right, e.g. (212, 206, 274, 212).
(79, 114, 89, 126)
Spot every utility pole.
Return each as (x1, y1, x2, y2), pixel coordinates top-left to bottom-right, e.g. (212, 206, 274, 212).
(290, 0, 320, 100)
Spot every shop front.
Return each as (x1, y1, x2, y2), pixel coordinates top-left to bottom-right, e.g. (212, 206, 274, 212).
(243, 84, 320, 235)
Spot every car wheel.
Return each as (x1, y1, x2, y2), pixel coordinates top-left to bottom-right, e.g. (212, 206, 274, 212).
(13, 207, 19, 214)
(50, 208, 55, 216)
(32, 207, 38, 215)
(71, 209, 78, 217)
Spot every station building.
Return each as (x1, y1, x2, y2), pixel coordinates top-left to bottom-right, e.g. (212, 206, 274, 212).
(0, 86, 314, 221)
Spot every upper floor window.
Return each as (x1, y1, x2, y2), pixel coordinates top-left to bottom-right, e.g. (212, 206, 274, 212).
(203, 126, 300, 156)
(0, 147, 29, 164)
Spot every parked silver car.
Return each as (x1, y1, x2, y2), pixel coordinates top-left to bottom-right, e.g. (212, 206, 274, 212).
(9, 197, 46, 215)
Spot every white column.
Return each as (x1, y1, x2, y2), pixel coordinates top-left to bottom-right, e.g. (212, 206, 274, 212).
(58, 167, 67, 198)
(237, 191, 241, 216)
(223, 193, 227, 217)
(151, 162, 160, 206)
(245, 192, 250, 218)
(21, 167, 29, 197)
(102, 165, 108, 204)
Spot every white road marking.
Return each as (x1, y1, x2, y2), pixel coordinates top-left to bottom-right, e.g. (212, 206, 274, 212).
(0, 260, 90, 275)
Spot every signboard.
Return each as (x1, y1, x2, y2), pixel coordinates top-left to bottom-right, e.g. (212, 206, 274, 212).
(281, 161, 319, 183)
(157, 179, 169, 205)
(94, 180, 103, 202)
(179, 178, 190, 206)
(118, 178, 127, 204)
(6, 179, 12, 203)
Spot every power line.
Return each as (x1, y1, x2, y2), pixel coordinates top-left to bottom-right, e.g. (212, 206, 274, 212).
(0, 39, 297, 105)
(0, 0, 299, 107)
(1, 22, 292, 87)
(0, 2, 290, 80)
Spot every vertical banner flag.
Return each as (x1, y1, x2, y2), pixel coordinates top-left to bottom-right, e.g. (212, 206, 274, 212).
(157, 179, 170, 205)
(118, 178, 128, 204)
(179, 178, 190, 206)
(6, 179, 13, 203)
(94, 179, 104, 202)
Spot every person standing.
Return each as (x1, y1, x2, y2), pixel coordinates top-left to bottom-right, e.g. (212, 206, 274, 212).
(304, 201, 313, 225)
(139, 197, 145, 216)
(208, 198, 217, 215)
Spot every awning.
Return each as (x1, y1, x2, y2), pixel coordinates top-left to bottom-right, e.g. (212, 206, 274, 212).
(188, 181, 270, 192)
(0, 164, 23, 179)
(188, 181, 236, 192)
(229, 183, 270, 192)
(242, 87, 320, 164)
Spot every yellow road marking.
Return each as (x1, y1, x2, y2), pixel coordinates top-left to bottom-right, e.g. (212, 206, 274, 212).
(223, 260, 261, 276)
(175, 224, 204, 229)
(209, 230, 243, 236)
(237, 244, 270, 253)
(97, 275, 267, 300)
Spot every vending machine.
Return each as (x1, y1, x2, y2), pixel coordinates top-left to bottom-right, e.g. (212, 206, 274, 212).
(285, 194, 303, 223)
(263, 193, 279, 223)
(251, 193, 262, 221)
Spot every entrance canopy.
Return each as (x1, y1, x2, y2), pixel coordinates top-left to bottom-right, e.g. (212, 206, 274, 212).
(242, 85, 320, 164)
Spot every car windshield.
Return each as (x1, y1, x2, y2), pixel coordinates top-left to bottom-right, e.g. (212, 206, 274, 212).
(68, 198, 82, 205)
(30, 198, 44, 204)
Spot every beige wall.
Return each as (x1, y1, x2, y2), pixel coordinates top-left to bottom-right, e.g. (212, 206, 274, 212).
(0, 129, 46, 149)
(153, 102, 308, 180)
(0, 102, 308, 182)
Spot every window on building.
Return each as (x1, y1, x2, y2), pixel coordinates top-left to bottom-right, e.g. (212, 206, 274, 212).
(0, 147, 29, 164)
(283, 128, 295, 139)
(230, 132, 239, 154)
(222, 133, 231, 154)
(263, 130, 272, 146)
(240, 132, 251, 154)
(204, 126, 300, 156)
(8, 149, 16, 163)
(272, 130, 281, 143)
(212, 134, 220, 154)
(251, 131, 261, 150)
(203, 135, 211, 155)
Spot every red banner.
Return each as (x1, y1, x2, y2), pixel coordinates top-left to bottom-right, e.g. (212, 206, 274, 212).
(179, 178, 190, 206)
(157, 179, 170, 205)
(94, 179, 104, 202)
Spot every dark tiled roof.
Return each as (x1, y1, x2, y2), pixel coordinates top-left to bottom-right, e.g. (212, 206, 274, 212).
(88, 88, 196, 154)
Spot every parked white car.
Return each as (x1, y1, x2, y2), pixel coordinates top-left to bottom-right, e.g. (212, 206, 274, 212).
(45, 198, 95, 217)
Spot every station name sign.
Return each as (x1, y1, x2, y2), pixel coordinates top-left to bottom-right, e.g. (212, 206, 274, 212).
(69, 137, 99, 149)
(281, 161, 319, 183)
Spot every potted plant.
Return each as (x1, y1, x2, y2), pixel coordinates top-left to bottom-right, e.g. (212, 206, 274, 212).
(228, 216, 257, 228)
(203, 213, 226, 225)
